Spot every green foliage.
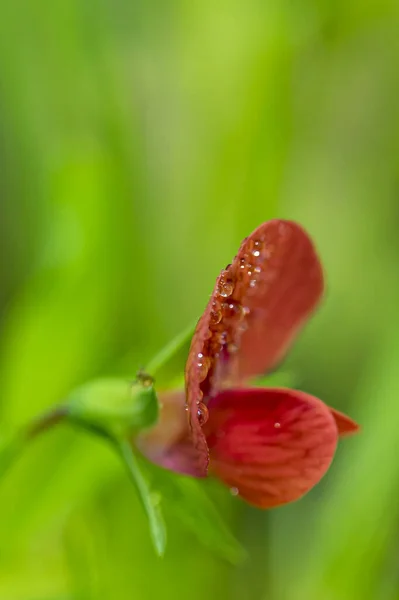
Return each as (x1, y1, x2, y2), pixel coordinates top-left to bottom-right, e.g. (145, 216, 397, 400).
(0, 361, 244, 561)
(1, 0, 399, 598)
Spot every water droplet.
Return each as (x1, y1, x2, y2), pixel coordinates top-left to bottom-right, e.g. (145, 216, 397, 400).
(197, 402, 209, 426)
(230, 487, 239, 496)
(252, 250, 260, 258)
(274, 422, 281, 428)
(243, 306, 250, 316)
(221, 301, 241, 320)
(249, 279, 257, 288)
(210, 307, 222, 324)
(198, 355, 211, 381)
(215, 331, 227, 346)
(239, 258, 246, 270)
(218, 278, 234, 298)
(228, 343, 238, 354)
(254, 266, 261, 274)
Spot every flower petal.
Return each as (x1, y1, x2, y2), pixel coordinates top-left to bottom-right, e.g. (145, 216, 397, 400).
(185, 221, 323, 477)
(204, 388, 340, 508)
(330, 407, 360, 437)
(232, 220, 324, 381)
(136, 390, 202, 477)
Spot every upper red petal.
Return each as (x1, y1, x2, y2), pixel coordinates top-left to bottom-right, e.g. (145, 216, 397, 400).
(184, 220, 323, 476)
(233, 220, 324, 381)
(203, 387, 339, 509)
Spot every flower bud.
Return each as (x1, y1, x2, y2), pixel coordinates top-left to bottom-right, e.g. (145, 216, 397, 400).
(67, 376, 159, 440)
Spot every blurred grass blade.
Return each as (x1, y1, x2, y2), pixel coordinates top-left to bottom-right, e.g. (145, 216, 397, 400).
(149, 465, 246, 565)
(168, 477, 247, 565)
(118, 439, 167, 557)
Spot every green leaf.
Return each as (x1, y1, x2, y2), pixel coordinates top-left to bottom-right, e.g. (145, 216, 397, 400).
(117, 439, 167, 557)
(67, 378, 159, 439)
(144, 462, 246, 565)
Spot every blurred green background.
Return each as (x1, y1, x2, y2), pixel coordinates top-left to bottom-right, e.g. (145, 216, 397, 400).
(1, 1, 399, 598)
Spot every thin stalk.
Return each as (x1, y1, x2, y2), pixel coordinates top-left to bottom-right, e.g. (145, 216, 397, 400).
(117, 438, 166, 556)
(0, 405, 69, 475)
(145, 319, 197, 376)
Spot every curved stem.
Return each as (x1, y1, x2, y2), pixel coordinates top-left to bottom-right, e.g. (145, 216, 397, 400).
(0, 405, 69, 476)
(145, 320, 197, 376)
(25, 405, 69, 440)
(118, 438, 166, 557)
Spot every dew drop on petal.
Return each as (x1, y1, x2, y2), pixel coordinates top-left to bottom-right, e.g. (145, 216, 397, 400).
(218, 279, 234, 298)
(274, 422, 281, 428)
(197, 402, 209, 426)
(210, 308, 222, 324)
(221, 301, 241, 319)
(230, 487, 239, 496)
(197, 355, 211, 381)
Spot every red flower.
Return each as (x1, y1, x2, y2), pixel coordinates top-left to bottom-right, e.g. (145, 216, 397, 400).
(138, 220, 359, 509)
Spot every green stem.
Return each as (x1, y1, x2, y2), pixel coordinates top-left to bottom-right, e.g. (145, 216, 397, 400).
(117, 438, 166, 557)
(0, 405, 69, 475)
(145, 319, 197, 376)
(25, 405, 69, 440)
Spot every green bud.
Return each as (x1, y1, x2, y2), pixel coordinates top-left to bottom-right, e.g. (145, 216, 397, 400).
(67, 376, 159, 440)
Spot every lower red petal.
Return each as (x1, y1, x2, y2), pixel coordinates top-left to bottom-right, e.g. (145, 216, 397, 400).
(204, 388, 341, 509)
